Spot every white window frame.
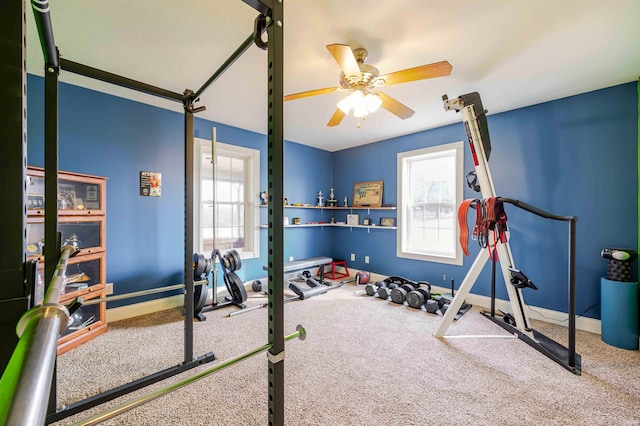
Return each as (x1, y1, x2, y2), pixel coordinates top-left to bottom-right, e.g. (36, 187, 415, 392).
(194, 137, 260, 259)
(397, 141, 464, 265)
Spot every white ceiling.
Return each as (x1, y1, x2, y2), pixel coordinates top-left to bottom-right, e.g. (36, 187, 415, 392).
(26, 0, 640, 152)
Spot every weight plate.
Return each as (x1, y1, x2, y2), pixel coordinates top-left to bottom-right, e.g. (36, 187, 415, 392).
(400, 284, 414, 293)
(417, 281, 431, 291)
(390, 287, 407, 304)
(221, 253, 231, 270)
(406, 291, 425, 309)
(417, 288, 431, 300)
(225, 252, 235, 272)
(229, 250, 242, 272)
(226, 271, 248, 303)
(204, 259, 213, 275)
(194, 282, 208, 314)
(193, 253, 206, 275)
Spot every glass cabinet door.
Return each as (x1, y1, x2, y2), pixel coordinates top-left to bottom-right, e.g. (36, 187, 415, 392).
(26, 217, 106, 258)
(27, 167, 106, 215)
(64, 255, 105, 293)
(57, 289, 107, 355)
(33, 253, 106, 304)
(60, 302, 101, 338)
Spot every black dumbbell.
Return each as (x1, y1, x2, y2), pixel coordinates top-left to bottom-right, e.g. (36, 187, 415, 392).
(406, 283, 432, 309)
(425, 299, 439, 314)
(390, 283, 421, 304)
(377, 283, 399, 300)
(365, 281, 386, 296)
(425, 295, 451, 315)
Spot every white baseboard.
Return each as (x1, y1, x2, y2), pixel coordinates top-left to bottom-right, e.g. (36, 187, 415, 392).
(107, 295, 184, 323)
(107, 274, 602, 336)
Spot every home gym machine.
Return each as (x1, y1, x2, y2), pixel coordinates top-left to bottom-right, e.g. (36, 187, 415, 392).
(193, 249, 249, 321)
(435, 92, 581, 375)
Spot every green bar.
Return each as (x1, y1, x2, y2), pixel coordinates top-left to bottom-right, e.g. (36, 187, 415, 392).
(72, 326, 305, 426)
(0, 247, 74, 425)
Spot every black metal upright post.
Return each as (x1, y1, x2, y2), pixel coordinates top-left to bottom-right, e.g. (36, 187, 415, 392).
(568, 218, 577, 367)
(44, 61, 60, 287)
(266, 0, 285, 424)
(43, 60, 62, 419)
(0, 0, 29, 377)
(184, 94, 196, 363)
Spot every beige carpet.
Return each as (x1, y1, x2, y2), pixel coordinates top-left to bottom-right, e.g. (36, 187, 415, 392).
(53, 283, 640, 425)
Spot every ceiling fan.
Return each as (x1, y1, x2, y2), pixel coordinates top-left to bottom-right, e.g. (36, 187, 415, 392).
(284, 44, 452, 127)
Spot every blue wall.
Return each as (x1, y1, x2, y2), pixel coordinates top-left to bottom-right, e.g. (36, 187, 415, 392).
(26, 75, 332, 307)
(333, 82, 638, 319)
(26, 75, 638, 318)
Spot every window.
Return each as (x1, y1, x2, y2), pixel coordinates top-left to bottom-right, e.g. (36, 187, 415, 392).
(397, 141, 463, 265)
(194, 138, 259, 259)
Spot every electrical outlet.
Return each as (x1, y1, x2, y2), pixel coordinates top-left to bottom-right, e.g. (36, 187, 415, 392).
(350, 253, 355, 261)
(365, 256, 370, 264)
(106, 282, 114, 295)
(289, 256, 294, 262)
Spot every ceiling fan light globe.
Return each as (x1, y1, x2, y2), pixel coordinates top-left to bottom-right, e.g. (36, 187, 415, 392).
(353, 104, 368, 118)
(337, 95, 353, 114)
(365, 93, 382, 113)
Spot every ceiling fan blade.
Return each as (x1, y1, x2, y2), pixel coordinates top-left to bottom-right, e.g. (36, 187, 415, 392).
(326, 44, 362, 80)
(377, 92, 415, 119)
(327, 108, 346, 127)
(377, 61, 452, 87)
(284, 87, 340, 101)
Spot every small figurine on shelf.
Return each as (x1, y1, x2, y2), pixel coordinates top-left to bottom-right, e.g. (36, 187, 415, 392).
(327, 187, 338, 207)
(316, 190, 324, 207)
(260, 191, 268, 205)
(343, 196, 348, 207)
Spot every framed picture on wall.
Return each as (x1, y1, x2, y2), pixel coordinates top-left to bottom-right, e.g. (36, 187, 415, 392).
(380, 217, 395, 227)
(352, 181, 383, 207)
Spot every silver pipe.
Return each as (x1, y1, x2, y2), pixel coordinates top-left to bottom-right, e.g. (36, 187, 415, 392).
(0, 246, 74, 426)
(72, 325, 307, 426)
(82, 280, 207, 306)
(211, 127, 218, 305)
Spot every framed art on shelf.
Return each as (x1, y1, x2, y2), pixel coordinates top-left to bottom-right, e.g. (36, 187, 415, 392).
(380, 217, 395, 227)
(352, 181, 383, 208)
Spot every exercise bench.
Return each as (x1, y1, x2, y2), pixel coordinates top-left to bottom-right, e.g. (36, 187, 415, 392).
(263, 256, 333, 282)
